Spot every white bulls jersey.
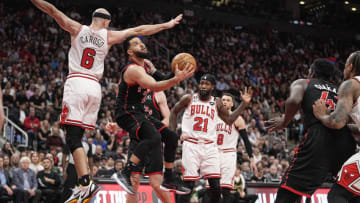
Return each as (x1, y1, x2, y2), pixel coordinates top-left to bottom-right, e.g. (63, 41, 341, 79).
(68, 25, 108, 80)
(181, 94, 218, 142)
(216, 119, 239, 150)
(350, 76, 360, 128)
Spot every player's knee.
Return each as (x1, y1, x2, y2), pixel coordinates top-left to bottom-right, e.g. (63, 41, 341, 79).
(162, 128, 178, 147)
(65, 125, 84, 153)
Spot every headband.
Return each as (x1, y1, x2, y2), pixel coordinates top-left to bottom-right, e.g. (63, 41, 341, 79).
(92, 12, 111, 20)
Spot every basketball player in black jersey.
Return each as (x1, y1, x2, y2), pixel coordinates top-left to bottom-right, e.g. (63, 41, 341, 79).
(266, 58, 356, 203)
(112, 36, 194, 195)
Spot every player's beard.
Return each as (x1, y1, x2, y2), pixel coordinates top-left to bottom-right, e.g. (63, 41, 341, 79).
(199, 90, 211, 100)
(133, 50, 150, 59)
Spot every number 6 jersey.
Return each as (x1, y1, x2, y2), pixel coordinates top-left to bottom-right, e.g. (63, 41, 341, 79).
(68, 25, 108, 80)
(181, 94, 219, 142)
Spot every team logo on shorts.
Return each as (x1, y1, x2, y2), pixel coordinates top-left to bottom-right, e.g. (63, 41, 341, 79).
(61, 104, 70, 124)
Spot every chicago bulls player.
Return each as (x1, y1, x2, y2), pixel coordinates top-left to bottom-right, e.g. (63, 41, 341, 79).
(314, 51, 360, 203)
(30, 0, 184, 202)
(215, 93, 256, 202)
(169, 74, 252, 203)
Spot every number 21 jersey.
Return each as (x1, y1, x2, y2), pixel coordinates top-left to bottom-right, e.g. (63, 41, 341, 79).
(181, 94, 218, 142)
(68, 25, 108, 80)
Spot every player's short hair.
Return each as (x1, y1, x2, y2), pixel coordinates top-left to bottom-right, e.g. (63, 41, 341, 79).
(200, 74, 216, 85)
(221, 92, 234, 103)
(310, 58, 335, 80)
(123, 35, 139, 60)
(349, 51, 360, 75)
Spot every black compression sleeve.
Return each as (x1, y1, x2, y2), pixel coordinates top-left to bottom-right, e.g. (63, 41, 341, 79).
(239, 129, 253, 158)
(152, 70, 175, 81)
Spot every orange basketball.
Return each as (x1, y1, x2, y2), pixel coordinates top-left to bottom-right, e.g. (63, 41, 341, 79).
(171, 53, 197, 73)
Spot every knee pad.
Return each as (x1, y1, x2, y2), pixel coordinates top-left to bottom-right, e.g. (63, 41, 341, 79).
(65, 125, 85, 153)
(161, 127, 179, 146)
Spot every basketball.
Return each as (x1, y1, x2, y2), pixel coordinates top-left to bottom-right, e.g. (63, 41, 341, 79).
(171, 53, 197, 73)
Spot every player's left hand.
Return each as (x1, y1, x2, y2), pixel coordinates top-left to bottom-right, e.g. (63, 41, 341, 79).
(312, 99, 331, 119)
(240, 87, 253, 105)
(164, 14, 183, 29)
(265, 116, 285, 133)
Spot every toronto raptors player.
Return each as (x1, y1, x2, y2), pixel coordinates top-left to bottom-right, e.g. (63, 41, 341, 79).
(30, 0, 184, 202)
(215, 93, 256, 202)
(314, 51, 360, 203)
(170, 74, 252, 203)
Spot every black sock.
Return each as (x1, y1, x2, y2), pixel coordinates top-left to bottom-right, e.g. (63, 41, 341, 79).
(79, 174, 90, 186)
(164, 168, 173, 180)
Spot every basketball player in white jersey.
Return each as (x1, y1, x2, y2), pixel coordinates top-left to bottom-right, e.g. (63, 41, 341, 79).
(313, 51, 360, 202)
(216, 93, 256, 202)
(30, 0, 184, 202)
(169, 74, 252, 203)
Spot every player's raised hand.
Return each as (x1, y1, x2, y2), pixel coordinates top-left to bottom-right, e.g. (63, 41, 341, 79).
(240, 87, 253, 105)
(265, 116, 285, 133)
(312, 99, 331, 120)
(174, 63, 194, 82)
(164, 14, 183, 29)
(105, 122, 121, 134)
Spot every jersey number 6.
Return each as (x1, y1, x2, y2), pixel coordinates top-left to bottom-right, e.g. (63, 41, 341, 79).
(80, 48, 96, 69)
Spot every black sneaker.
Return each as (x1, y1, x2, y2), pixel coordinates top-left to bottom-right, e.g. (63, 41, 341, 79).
(160, 178, 191, 195)
(111, 169, 135, 195)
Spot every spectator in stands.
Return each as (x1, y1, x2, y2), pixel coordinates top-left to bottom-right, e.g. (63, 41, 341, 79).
(91, 165, 99, 178)
(253, 147, 262, 164)
(93, 145, 103, 164)
(37, 120, 50, 151)
(112, 145, 126, 161)
(93, 130, 107, 151)
(241, 161, 254, 181)
(109, 159, 124, 176)
(264, 164, 281, 183)
(0, 157, 13, 197)
(12, 156, 41, 203)
(2, 141, 15, 157)
(29, 152, 43, 174)
(11, 153, 20, 170)
(45, 125, 64, 150)
(37, 158, 61, 203)
(23, 107, 40, 150)
(29, 88, 45, 112)
(250, 165, 266, 183)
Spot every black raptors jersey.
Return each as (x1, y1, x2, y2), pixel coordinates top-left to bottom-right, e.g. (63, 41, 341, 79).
(301, 78, 338, 131)
(143, 91, 163, 121)
(116, 61, 152, 113)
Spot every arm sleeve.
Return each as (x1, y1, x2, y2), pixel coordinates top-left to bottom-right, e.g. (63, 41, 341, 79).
(239, 129, 253, 158)
(152, 70, 174, 81)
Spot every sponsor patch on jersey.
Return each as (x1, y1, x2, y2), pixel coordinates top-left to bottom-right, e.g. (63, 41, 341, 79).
(210, 102, 215, 105)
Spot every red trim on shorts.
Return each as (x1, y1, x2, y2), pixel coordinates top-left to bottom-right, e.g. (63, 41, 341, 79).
(66, 119, 95, 128)
(184, 138, 213, 144)
(204, 176, 221, 180)
(145, 171, 163, 176)
(67, 75, 98, 82)
(183, 177, 201, 181)
(306, 79, 310, 83)
(280, 185, 311, 198)
(62, 121, 95, 131)
(158, 126, 166, 132)
(153, 93, 160, 111)
(68, 72, 97, 78)
(283, 132, 308, 186)
(135, 126, 141, 140)
(221, 185, 234, 189)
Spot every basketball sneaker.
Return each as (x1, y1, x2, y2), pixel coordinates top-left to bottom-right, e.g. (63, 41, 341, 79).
(160, 176, 191, 195)
(77, 180, 101, 203)
(112, 168, 135, 195)
(64, 187, 81, 203)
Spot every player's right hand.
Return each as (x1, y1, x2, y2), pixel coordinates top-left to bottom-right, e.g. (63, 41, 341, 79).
(164, 14, 183, 29)
(265, 116, 286, 133)
(174, 63, 195, 82)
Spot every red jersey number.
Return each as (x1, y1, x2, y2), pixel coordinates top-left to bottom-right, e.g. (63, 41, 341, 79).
(320, 91, 336, 110)
(80, 48, 96, 69)
(193, 117, 208, 132)
(217, 134, 224, 145)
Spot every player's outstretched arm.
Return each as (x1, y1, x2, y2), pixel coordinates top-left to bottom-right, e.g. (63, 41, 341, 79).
(217, 87, 253, 125)
(108, 14, 183, 45)
(169, 94, 192, 131)
(266, 79, 307, 133)
(313, 79, 354, 129)
(30, 0, 81, 36)
(126, 63, 194, 92)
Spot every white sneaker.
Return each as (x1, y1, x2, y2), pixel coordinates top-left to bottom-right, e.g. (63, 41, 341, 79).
(77, 180, 101, 203)
(64, 187, 81, 203)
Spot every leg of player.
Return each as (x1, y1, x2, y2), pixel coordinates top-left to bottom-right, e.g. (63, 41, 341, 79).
(207, 178, 221, 203)
(274, 187, 302, 203)
(149, 174, 172, 203)
(160, 127, 190, 194)
(222, 188, 231, 203)
(114, 122, 162, 194)
(327, 183, 355, 203)
(177, 181, 195, 203)
(126, 174, 141, 203)
(64, 125, 100, 203)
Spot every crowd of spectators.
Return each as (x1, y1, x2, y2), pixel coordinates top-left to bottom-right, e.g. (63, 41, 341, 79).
(0, 0, 358, 202)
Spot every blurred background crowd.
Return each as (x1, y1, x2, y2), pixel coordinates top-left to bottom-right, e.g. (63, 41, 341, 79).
(0, 0, 360, 202)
